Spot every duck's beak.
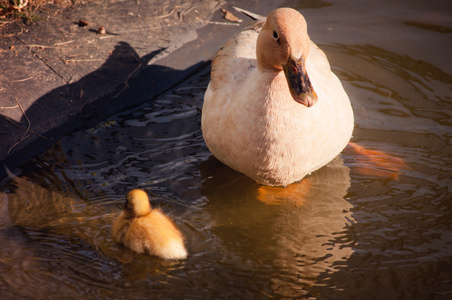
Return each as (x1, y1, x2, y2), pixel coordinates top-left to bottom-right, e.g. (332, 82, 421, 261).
(283, 54, 318, 107)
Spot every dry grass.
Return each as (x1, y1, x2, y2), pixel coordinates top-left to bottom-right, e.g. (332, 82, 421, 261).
(0, 0, 78, 25)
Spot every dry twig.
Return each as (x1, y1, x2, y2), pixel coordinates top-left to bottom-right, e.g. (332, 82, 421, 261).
(112, 54, 142, 99)
(13, 76, 35, 82)
(6, 117, 47, 140)
(8, 97, 31, 153)
(7, 97, 48, 154)
(155, 6, 180, 19)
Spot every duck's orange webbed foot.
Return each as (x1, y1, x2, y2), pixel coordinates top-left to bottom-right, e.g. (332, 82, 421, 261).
(345, 142, 408, 180)
(256, 179, 312, 206)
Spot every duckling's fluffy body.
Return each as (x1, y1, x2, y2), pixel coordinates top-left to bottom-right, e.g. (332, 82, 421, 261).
(112, 189, 187, 260)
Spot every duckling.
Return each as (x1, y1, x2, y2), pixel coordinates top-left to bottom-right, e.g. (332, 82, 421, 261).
(112, 189, 187, 260)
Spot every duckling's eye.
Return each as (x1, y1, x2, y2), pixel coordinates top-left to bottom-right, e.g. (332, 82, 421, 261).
(273, 30, 278, 39)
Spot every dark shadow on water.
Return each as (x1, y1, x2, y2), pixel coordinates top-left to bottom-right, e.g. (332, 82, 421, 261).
(0, 41, 210, 181)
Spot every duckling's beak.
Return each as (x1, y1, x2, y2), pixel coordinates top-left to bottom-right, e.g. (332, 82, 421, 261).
(283, 54, 318, 107)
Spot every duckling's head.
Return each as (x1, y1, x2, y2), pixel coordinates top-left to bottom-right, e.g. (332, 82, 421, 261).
(257, 8, 318, 107)
(124, 189, 152, 218)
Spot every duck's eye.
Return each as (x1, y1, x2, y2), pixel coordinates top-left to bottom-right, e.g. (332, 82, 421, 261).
(273, 30, 278, 39)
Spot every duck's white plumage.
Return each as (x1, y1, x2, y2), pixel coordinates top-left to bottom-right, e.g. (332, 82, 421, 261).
(201, 8, 354, 186)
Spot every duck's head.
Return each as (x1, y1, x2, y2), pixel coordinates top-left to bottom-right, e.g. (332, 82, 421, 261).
(124, 189, 151, 218)
(257, 8, 318, 107)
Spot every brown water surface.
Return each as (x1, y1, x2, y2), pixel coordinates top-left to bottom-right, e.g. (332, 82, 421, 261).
(1, 0, 452, 298)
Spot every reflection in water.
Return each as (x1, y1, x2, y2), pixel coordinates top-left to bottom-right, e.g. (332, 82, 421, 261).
(320, 37, 452, 298)
(6, 170, 129, 262)
(1, 3, 452, 297)
(200, 156, 353, 297)
(326, 43, 452, 138)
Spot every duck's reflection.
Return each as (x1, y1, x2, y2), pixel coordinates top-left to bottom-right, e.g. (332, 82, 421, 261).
(5, 171, 128, 259)
(199, 155, 354, 296)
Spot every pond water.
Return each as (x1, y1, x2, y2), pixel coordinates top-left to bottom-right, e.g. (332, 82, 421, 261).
(1, 0, 452, 299)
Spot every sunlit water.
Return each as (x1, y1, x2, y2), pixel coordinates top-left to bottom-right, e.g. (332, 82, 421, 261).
(1, 1, 452, 299)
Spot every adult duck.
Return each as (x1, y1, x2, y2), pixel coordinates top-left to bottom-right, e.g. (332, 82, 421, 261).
(201, 7, 354, 186)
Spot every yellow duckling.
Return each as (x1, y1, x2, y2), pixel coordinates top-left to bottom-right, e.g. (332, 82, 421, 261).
(112, 189, 187, 260)
(202, 8, 354, 186)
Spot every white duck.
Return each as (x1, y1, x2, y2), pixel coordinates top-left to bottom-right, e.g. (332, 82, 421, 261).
(201, 7, 354, 186)
(112, 189, 187, 260)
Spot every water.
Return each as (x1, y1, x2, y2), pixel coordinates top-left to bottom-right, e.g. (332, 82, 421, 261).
(1, 0, 452, 298)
